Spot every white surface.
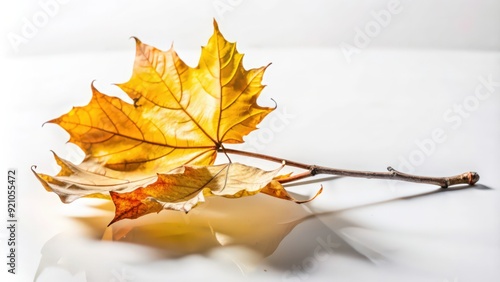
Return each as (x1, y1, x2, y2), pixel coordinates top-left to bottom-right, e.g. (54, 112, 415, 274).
(1, 2, 500, 282)
(1, 0, 499, 56)
(1, 47, 499, 282)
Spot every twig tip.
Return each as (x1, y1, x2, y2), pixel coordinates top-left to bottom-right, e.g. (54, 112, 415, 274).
(468, 172, 480, 185)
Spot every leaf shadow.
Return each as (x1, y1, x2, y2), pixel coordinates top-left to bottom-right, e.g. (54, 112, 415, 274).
(34, 193, 313, 281)
(34, 182, 491, 280)
(105, 194, 310, 257)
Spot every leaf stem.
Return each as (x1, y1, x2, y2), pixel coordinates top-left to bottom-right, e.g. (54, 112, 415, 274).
(219, 148, 479, 188)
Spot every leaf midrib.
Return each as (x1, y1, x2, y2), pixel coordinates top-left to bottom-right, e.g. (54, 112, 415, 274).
(138, 44, 220, 147)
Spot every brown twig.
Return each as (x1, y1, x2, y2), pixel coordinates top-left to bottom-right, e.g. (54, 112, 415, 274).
(219, 148, 479, 188)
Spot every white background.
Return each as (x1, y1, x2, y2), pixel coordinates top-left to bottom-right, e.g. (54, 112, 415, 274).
(1, 0, 500, 55)
(1, 1, 499, 281)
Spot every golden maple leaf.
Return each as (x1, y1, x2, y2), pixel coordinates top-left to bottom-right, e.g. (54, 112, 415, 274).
(34, 21, 275, 202)
(52, 20, 271, 175)
(109, 163, 321, 224)
(109, 163, 283, 224)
